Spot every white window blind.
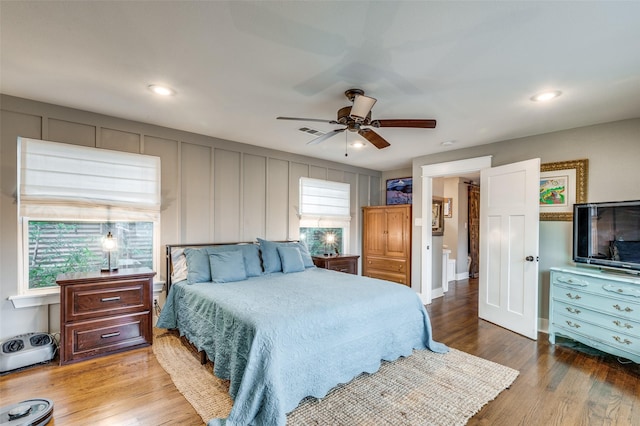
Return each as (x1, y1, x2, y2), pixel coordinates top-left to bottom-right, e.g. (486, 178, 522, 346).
(299, 177, 350, 221)
(18, 137, 161, 221)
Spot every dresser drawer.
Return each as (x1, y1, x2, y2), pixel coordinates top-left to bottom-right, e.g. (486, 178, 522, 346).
(551, 284, 640, 321)
(553, 301, 640, 338)
(364, 270, 408, 286)
(553, 311, 640, 356)
(63, 278, 151, 322)
(365, 257, 406, 273)
(62, 313, 151, 364)
(552, 272, 640, 300)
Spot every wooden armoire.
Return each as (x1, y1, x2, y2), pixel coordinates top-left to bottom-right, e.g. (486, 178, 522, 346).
(362, 204, 411, 286)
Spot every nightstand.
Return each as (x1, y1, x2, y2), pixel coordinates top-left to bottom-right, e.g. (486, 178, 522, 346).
(312, 255, 360, 275)
(57, 267, 156, 365)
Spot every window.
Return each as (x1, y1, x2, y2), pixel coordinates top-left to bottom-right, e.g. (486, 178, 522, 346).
(27, 221, 153, 289)
(298, 177, 350, 255)
(299, 227, 343, 256)
(17, 138, 160, 292)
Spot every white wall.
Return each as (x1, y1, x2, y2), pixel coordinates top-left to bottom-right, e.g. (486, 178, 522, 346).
(0, 95, 382, 340)
(411, 118, 640, 320)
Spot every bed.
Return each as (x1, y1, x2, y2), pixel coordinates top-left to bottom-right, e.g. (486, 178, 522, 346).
(157, 240, 448, 426)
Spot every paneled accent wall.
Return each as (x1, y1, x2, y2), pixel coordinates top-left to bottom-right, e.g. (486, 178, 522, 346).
(0, 95, 382, 339)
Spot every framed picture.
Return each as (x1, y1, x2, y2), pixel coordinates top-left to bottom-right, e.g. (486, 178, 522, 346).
(540, 159, 588, 221)
(432, 197, 444, 236)
(386, 177, 412, 205)
(443, 198, 453, 218)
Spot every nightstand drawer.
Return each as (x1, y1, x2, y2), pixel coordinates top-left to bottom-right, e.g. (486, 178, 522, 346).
(63, 278, 150, 322)
(63, 313, 150, 364)
(312, 255, 359, 275)
(326, 260, 356, 274)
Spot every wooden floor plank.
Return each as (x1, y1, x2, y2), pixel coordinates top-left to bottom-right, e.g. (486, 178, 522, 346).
(1, 278, 638, 425)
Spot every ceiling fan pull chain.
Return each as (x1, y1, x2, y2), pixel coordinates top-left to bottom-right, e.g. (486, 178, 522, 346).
(345, 131, 348, 157)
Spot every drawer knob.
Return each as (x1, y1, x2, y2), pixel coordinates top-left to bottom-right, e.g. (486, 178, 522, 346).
(613, 336, 632, 345)
(613, 320, 633, 329)
(101, 296, 121, 302)
(101, 332, 121, 339)
(613, 304, 633, 313)
(565, 307, 581, 314)
(566, 293, 581, 300)
(565, 321, 581, 329)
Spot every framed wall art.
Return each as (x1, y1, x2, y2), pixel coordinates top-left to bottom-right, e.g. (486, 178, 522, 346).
(432, 197, 444, 236)
(539, 159, 588, 221)
(386, 177, 412, 205)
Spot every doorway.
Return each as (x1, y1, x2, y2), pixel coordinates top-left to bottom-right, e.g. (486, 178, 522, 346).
(420, 156, 492, 303)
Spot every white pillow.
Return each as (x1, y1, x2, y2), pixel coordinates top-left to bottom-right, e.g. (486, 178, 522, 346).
(171, 248, 188, 283)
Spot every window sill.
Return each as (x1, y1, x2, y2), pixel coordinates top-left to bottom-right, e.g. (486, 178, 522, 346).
(9, 280, 165, 309)
(9, 291, 60, 308)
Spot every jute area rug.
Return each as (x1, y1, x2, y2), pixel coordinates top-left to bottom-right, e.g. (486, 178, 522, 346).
(153, 329, 518, 425)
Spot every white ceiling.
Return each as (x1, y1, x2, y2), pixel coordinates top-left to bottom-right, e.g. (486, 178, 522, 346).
(2, 1, 639, 171)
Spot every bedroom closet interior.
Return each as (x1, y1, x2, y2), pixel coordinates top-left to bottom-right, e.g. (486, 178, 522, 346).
(362, 204, 411, 286)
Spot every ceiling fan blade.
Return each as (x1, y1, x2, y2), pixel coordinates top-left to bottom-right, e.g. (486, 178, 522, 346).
(358, 129, 390, 149)
(277, 116, 337, 124)
(372, 119, 437, 128)
(307, 128, 346, 145)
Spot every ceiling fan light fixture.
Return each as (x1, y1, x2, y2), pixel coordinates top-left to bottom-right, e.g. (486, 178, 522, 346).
(350, 94, 377, 122)
(530, 90, 561, 102)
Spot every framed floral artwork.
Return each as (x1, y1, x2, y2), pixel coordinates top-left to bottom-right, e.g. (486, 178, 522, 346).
(539, 159, 588, 221)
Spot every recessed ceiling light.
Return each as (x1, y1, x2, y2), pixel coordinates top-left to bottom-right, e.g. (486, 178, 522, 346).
(530, 90, 561, 102)
(441, 140, 456, 146)
(350, 141, 365, 148)
(148, 84, 176, 96)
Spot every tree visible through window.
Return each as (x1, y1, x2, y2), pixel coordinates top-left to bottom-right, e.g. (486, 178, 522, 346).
(28, 221, 153, 289)
(299, 227, 344, 256)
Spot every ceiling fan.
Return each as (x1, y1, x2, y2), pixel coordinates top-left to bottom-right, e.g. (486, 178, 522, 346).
(277, 89, 436, 149)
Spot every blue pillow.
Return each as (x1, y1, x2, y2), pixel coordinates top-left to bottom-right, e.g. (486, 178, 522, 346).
(209, 250, 247, 283)
(258, 238, 314, 273)
(184, 248, 211, 284)
(277, 246, 305, 273)
(207, 244, 262, 277)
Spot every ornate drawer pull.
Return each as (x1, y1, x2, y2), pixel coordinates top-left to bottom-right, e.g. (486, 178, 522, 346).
(557, 276, 588, 286)
(101, 296, 121, 302)
(613, 320, 633, 329)
(613, 336, 632, 345)
(101, 332, 121, 339)
(566, 293, 581, 300)
(565, 321, 581, 328)
(565, 307, 581, 314)
(613, 304, 633, 313)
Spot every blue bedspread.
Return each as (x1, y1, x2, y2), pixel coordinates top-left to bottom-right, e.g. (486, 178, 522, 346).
(157, 267, 447, 425)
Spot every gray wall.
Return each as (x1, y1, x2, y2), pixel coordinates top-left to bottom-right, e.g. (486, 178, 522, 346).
(411, 118, 640, 324)
(0, 95, 381, 340)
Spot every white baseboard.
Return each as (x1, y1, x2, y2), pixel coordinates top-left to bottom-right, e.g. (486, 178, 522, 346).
(455, 272, 469, 281)
(538, 318, 549, 334)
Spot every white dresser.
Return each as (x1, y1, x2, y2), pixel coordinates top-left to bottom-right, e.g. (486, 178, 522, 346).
(549, 266, 640, 364)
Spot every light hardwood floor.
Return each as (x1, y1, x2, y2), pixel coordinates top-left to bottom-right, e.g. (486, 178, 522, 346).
(1, 278, 639, 425)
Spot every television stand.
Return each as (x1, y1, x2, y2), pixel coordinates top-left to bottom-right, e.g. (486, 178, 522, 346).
(549, 266, 639, 364)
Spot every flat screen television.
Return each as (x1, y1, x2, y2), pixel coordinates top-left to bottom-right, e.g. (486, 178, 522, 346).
(573, 200, 640, 273)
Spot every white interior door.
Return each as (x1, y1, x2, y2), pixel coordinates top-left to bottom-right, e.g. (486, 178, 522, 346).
(479, 158, 540, 340)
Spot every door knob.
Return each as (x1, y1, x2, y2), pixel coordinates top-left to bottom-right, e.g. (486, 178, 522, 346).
(525, 256, 538, 262)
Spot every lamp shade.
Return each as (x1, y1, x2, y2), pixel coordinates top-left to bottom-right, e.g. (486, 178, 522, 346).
(350, 94, 377, 121)
(102, 232, 117, 251)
